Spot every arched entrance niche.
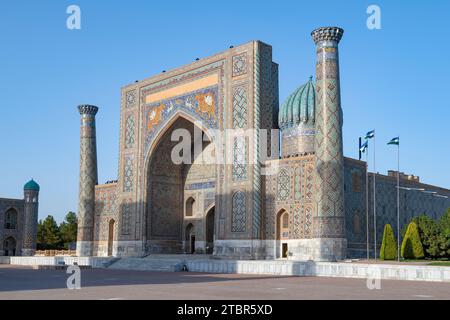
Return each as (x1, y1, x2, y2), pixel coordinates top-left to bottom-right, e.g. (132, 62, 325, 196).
(145, 114, 216, 254)
(4, 208, 18, 229)
(276, 209, 289, 259)
(205, 206, 215, 254)
(185, 223, 195, 254)
(108, 219, 115, 256)
(4, 237, 17, 256)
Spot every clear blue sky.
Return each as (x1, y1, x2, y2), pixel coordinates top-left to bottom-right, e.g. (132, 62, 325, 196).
(1, 0, 449, 222)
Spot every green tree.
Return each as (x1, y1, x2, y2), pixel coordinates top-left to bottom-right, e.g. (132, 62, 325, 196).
(36, 219, 45, 250)
(438, 208, 450, 258)
(380, 224, 397, 260)
(401, 221, 425, 259)
(40, 215, 62, 249)
(59, 212, 78, 249)
(413, 215, 443, 258)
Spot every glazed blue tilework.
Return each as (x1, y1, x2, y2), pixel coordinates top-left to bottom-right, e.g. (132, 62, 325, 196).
(344, 158, 450, 258)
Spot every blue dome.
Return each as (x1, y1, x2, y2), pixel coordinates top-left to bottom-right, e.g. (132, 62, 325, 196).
(279, 77, 315, 129)
(24, 179, 40, 191)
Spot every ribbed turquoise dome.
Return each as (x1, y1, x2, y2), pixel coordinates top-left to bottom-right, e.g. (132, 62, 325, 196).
(279, 77, 315, 129)
(24, 179, 40, 191)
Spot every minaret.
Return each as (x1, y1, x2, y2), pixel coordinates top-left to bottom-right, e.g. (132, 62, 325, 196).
(76, 104, 99, 257)
(22, 179, 40, 256)
(311, 27, 346, 260)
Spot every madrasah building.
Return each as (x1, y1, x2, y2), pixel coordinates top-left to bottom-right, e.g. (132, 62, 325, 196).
(75, 27, 450, 261)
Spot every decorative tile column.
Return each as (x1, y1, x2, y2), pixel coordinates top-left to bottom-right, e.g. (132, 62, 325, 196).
(76, 105, 99, 257)
(311, 27, 346, 260)
(22, 185, 39, 256)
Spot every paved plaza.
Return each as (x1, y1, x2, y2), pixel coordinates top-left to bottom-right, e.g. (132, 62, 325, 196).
(0, 265, 449, 300)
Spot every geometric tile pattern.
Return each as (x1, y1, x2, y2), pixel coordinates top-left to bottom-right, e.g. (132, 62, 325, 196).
(126, 90, 136, 108)
(77, 105, 98, 243)
(233, 137, 247, 181)
(304, 205, 312, 237)
(232, 52, 247, 77)
(121, 199, 132, 235)
(277, 169, 290, 201)
(232, 86, 248, 129)
(232, 191, 246, 233)
(294, 167, 301, 200)
(123, 155, 134, 192)
(305, 164, 314, 201)
(313, 35, 345, 238)
(292, 206, 301, 238)
(125, 115, 135, 149)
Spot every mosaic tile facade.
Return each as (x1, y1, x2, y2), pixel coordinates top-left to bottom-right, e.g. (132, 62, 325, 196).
(312, 28, 345, 247)
(232, 86, 248, 129)
(232, 137, 247, 181)
(123, 155, 134, 192)
(126, 90, 137, 108)
(77, 32, 450, 260)
(232, 191, 247, 232)
(76, 105, 99, 256)
(93, 183, 118, 242)
(232, 52, 247, 77)
(277, 169, 290, 201)
(0, 182, 39, 256)
(124, 115, 135, 149)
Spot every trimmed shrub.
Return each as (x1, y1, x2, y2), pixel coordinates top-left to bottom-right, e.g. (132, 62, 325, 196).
(380, 224, 397, 260)
(401, 222, 424, 259)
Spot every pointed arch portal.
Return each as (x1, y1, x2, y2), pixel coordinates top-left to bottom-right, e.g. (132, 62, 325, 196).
(145, 116, 216, 253)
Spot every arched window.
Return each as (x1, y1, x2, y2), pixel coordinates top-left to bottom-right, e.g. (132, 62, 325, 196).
(186, 197, 195, 217)
(3, 237, 17, 256)
(282, 212, 289, 228)
(276, 209, 290, 240)
(4, 208, 18, 229)
(352, 171, 361, 192)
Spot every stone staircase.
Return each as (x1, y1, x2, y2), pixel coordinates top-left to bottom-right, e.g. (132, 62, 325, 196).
(106, 254, 213, 272)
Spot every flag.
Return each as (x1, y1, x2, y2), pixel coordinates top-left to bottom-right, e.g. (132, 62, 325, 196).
(387, 137, 399, 145)
(365, 130, 375, 140)
(360, 140, 368, 153)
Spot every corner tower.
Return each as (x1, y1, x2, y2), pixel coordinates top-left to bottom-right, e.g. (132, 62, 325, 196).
(76, 104, 99, 257)
(311, 27, 346, 260)
(22, 179, 39, 256)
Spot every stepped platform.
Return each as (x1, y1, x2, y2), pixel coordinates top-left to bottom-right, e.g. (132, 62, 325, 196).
(107, 254, 212, 272)
(1, 255, 449, 282)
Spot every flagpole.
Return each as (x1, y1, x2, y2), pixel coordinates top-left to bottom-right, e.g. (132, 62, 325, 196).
(366, 147, 369, 261)
(397, 142, 400, 261)
(373, 133, 377, 260)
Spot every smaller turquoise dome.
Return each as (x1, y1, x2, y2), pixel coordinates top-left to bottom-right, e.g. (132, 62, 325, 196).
(279, 77, 315, 129)
(24, 179, 40, 191)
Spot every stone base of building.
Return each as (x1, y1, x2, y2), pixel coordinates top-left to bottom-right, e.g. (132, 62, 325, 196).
(213, 238, 346, 261)
(145, 240, 184, 254)
(263, 238, 347, 261)
(182, 240, 208, 254)
(21, 249, 36, 257)
(213, 240, 266, 260)
(80, 238, 346, 261)
(92, 241, 144, 257)
(116, 241, 145, 257)
(76, 241, 93, 257)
